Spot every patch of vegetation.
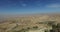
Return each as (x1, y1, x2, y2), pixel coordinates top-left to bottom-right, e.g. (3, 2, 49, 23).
(47, 21, 56, 26)
(7, 28, 29, 32)
(36, 22, 44, 24)
(32, 26, 38, 30)
(27, 27, 30, 30)
(19, 28, 29, 32)
(44, 22, 60, 32)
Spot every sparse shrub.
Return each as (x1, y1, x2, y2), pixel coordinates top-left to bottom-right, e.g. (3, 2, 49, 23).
(27, 27, 30, 30)
(12, 21, 16, 23)
(49, 23, 60, 32)
(45, 30, 48, 32)
(3, 28, 7, 30)
(37, 22, 45, 24)
(46, 21, 56, 26)
(52, 24, 57, 29)
(13, 30, 19, 32)
(19, 28, 28, 32)
(56, 23, 60, 28)
(9, 21, 16, 24)
(12, 29, 25, 32)
(50, 30, 55, 32)
(33, 26, 38, 29)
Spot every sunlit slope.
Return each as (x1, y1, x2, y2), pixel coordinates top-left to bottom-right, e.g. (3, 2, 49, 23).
(0, 14, 60, 32)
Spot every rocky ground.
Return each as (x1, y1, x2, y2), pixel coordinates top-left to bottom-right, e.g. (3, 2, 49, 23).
(0, 14, 60, 32)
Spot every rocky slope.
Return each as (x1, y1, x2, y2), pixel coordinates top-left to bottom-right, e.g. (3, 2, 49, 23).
(0, 14, 60, 32)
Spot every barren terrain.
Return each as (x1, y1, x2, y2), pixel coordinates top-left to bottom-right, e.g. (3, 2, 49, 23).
(0, 14, 60, 32)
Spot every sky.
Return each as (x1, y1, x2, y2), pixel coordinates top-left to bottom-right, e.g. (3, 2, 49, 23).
(0, 0, 60, 15)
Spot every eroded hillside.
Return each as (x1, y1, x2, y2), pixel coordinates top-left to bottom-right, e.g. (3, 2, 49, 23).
(0, 14, 60, 32)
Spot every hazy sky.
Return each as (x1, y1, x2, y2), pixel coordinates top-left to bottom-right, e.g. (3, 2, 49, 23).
(0, 0, 60, 15)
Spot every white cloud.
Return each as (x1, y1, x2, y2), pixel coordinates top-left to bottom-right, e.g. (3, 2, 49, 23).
(46, 4, 60, 8)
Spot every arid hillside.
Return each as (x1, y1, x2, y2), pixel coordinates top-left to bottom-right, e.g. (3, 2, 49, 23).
(0, 14, 60, 32)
